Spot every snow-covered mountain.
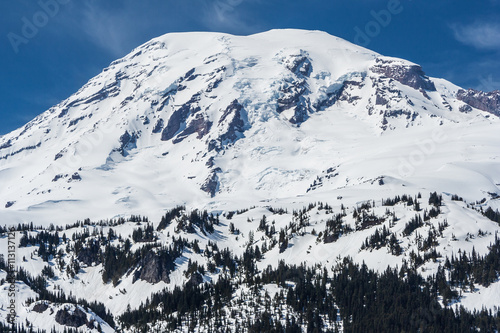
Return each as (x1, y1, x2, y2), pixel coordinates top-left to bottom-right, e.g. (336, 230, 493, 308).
(1, 29, 500, 332)
(1, 29, 499, 224)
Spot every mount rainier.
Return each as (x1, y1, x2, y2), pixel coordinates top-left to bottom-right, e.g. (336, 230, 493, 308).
(0, 29, 500, 332)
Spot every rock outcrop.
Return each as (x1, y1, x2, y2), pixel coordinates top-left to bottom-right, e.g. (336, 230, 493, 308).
(457, 89, 500, 116)
(133, 250, 176, 284)
(371, 58, 436, 91)
(55, 306, 88, 328)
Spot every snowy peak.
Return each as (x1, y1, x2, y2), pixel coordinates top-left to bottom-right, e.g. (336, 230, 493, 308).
(0, 29, 499, 224)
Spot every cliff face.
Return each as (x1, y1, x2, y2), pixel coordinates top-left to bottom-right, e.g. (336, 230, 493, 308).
(371, 57, 436, 92)
(457, 89, 500, 116)
(133, 250, 176, 284)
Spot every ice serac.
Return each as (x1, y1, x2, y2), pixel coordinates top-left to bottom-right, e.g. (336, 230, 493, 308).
(0, 29, 498, 224)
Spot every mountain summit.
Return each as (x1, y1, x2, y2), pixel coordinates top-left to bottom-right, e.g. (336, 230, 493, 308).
(0, 29, 499, 224)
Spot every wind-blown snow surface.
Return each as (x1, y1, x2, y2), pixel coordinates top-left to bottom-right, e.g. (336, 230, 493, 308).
(0, 29, 500, 331)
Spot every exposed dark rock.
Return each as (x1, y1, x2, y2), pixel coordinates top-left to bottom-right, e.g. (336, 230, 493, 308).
(201, 168, 221, 197)
(206, 77, 223, 93)
(459, 104, 473, 113)
(0, 139, 12, 150)
(130, 50, 142, 58)
(277, 81, 307, 113)
(441, 97, 453, 111)
(18, 122, 34, 137)
(120, 96, 134, 107)
(32, 302, 49, 313)
(186, 73, 199, 81)
(161, 105, 186, 141)
(208, 100, 246, 152)
(186, 272, 204, 287)
(488, 192, 499, 199)
(162, 109, 188, 141)
(206, 141, 218, 155)
(55, 306, 88, 328)
(276, 79, 314, 124)
(419, 88, 431, 100)
(381, 116, 389, 130)
(118, 131, 138, 156)
(371, 58, 436, 91)
(344, 79, 364, 88)
(183, 68, 196, 81)
(222, 101, 245, 138)
(205, 66, 226, 93)
(133, 250, 176, 284)
(314, 91, 339, 111)
(77, 248, 100, 267)
(152, 119, 164, 134)
(384, 109, 414, 120)
(205, 156, 215, 168)
(70, 172, 82, 181)
(220, 100, 243, 125)
(59, 82, 120, 118)
(54, 151, 64, 160)
(204, 55, 218, 64)
(115, 71, 129, 81)
(68, 116, 86, 127)
(375, 91, 389, 106)
(58, 108, 69, 118)
(0, 142, 41, 161)
(156, 95, 173, 112)
(277, 53, 354, 124)
(289, 103, 311, 125)
(155, 69, 198, 111)
(285, 53, 313, 77)
(52, 174, 66, 182)
(172, 114, 213, 144)
(314, 79, 364, 111)
(161, 93, 201, 141)
(338, 90, 362, 104)
(456, 89, 500, 116)
(5, 201, 15, 208)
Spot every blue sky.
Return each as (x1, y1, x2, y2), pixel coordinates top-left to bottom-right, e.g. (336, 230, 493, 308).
(1, 0, 499, 135)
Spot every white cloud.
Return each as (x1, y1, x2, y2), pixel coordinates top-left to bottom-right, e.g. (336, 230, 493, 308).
(451, 21, 500, 50)
(57, 1, 157, 57)
(200, 0, 261, 34)
(53, 0, 263, 57)
(79, 2, 135, 57)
